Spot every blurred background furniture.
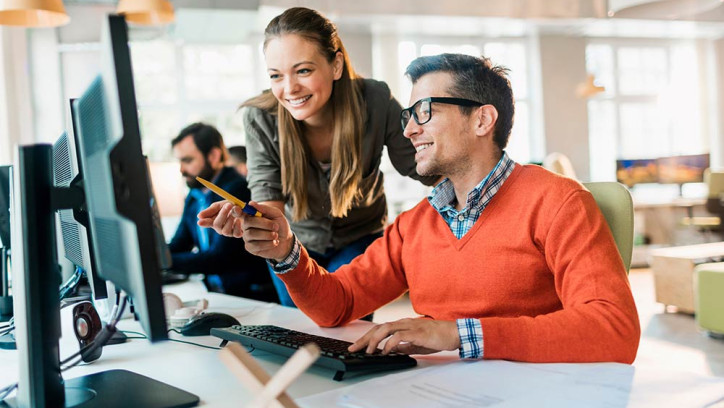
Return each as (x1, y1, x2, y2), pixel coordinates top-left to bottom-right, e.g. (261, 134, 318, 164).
(694, 262, 724, 337)
(543, 152, 578, 179)
(680, 169, 724, 239)
(651, 242, 724, 313)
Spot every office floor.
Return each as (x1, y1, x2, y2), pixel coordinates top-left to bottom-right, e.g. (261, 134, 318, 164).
(373, 268, 724, 377)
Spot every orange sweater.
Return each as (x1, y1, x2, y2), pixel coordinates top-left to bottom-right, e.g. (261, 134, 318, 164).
(280, 165, 641, 364)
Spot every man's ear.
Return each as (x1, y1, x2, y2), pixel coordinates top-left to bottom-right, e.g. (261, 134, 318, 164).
(207, 147, 223, 168)
(474, 105, 499, 138)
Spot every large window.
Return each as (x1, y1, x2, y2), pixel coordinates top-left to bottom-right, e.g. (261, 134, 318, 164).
(586, 41, 707, 182)
(395, 38, 534, 164)
(380, 37, 537, 218)
(60, 37, 266, 162)
(129, 40, 266, 161)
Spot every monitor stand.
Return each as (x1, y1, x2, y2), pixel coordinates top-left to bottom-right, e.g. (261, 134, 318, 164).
(5, 144, 199, 408)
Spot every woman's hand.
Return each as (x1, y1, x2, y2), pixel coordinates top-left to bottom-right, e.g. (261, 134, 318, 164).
(197, 201, 245, 238)
(197, 200, 294, 262)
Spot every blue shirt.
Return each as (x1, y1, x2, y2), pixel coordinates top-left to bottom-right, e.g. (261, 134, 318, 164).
(168, 167, 270, 298)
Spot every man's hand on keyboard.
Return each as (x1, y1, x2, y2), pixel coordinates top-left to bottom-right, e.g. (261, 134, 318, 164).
(348, 318, 460, 356)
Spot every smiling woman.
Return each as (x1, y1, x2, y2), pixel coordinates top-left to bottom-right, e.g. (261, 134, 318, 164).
(235, 7, 438, 309)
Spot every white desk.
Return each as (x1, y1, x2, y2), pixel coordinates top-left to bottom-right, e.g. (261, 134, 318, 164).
(0, 279, 457, 407)
(2, 279, 724, 407)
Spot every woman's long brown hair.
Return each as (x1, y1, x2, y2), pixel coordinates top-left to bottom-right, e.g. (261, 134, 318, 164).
(242, 7, 366, 221)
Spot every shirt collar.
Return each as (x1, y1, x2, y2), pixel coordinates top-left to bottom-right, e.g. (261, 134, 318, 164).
(428, 151, 514, 213)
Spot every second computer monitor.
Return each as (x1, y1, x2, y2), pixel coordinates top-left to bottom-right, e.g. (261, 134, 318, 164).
(52, 130, 108, 301)
(0, 166, 11, 249)
(73, 14, 166, 341)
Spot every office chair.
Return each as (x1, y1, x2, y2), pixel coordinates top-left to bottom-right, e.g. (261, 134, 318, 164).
(543, 152, 578, 179)
(705, 169, 724, 222)
(694, 262, 724, 337)
(678, 169, 723, 238)
(583, 182, 634, 274)
(690, 170, 724, 337)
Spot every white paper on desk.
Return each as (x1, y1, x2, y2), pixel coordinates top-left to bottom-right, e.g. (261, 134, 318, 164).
(297, 360, 724, 408)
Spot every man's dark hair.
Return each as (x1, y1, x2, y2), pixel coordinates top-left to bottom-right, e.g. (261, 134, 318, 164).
(171, 122, 228, 162)
(228, 146, 247, 164)
(405, 53, 514, 151)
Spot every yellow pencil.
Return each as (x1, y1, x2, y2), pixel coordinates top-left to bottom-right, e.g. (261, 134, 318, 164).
(196, 176, 262, 217)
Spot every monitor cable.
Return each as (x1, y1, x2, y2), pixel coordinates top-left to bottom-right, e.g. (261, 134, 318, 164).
(165, 328, 222, 350)
(58, 266, 84, 301)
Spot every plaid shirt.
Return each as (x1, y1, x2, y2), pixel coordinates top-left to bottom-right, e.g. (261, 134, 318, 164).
(428, 152, 515, 239)
(273, 152, 516, 360)
(428, 153, 514, 359)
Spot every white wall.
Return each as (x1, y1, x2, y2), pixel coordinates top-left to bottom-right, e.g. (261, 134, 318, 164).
(340, 31, 373, 78)
(713, 38, 724, 170)
(539, 35, 591, 181)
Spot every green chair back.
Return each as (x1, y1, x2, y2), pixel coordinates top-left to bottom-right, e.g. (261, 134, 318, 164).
(583, 182, 634, 273)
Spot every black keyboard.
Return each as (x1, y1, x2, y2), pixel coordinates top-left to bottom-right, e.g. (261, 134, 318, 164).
(211, 324, 417, 381)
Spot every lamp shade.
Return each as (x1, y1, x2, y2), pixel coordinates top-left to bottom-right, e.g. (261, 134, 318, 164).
(0, 0, 69, 27)
(117, 0, 174, 25)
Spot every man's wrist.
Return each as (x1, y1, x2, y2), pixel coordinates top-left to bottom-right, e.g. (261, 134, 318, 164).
(274, 235, 296, 263)
(269, 235, 301, 274)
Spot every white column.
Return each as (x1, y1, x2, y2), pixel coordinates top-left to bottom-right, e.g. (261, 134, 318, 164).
(539, 35, 591, 181)
(0, 27, 34, 165)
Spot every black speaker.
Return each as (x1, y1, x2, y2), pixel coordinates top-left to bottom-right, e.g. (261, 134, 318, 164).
(72, 301, 103, 362)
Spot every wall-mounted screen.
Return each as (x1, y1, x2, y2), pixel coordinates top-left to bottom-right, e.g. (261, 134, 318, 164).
(615, 159, 659, 187)
(656, 153, 710, 185)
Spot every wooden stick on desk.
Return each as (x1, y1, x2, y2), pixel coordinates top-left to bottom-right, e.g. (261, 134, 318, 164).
(219, 342, 298, 408)
(249, 343, 321, 408)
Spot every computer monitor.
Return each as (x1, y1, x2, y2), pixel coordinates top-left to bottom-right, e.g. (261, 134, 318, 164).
(0, 166, 10, 249)
(656, 153, 710, 185)
(0, 165, 11, 322)
(8, 14, 198, 407)
(52, 130, 108, 302)
(615, 158, 658, 188)
(145, 157, 173, 272)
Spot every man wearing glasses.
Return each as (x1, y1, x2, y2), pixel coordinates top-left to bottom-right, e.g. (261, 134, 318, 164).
(200, 53, 640, 364)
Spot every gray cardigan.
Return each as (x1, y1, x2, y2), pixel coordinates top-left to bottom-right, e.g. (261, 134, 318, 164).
(243, 78, 436, 254)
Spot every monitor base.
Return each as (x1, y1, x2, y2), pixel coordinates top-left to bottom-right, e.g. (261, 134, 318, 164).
(0, 332, 15, 350)
(2, 369, 199, 407)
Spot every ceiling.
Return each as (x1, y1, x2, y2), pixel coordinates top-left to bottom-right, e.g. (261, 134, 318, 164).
(61, 0, 724, 42)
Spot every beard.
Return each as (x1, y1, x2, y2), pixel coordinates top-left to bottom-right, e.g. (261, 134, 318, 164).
(183, 159, 216, 189)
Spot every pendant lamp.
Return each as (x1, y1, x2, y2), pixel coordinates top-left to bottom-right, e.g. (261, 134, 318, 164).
(0, 0, 69, 27)
(576, 74, 606, 98)
(116, 0, 174, 26)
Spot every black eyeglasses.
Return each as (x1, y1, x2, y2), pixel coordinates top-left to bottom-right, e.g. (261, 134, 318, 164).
(400, 97, 483, 131)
